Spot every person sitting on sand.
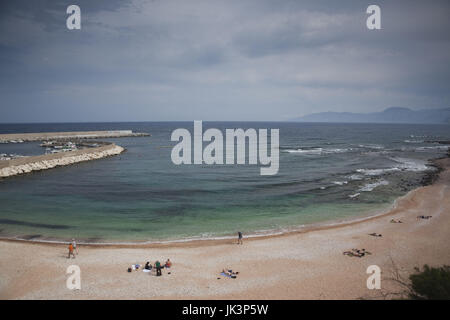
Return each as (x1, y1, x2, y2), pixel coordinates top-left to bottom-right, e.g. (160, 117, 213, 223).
(165, 259, 172, 268)
(68, 243, 75, 259)
(144, 261, 152, 270)
(222, 269, 231, 276)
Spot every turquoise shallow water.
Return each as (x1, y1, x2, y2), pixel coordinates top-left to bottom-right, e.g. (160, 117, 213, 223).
(0, 122, 448, 242)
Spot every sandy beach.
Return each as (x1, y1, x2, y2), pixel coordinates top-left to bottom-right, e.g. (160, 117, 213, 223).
(0, 157, 449, 300)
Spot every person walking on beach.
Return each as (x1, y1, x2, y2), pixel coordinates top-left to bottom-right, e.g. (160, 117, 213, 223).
(71, 238, 78, 255)
(237, 231, 243, 245)
(68, 243, 75, 259)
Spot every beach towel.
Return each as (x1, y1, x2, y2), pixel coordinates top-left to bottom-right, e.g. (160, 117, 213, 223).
(143, 269, 151, 273)
(220, 272, 236, 278)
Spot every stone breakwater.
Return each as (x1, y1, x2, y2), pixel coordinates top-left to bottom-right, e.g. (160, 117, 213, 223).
(0, 130, 149, 143)
(0, 144, 124, 178)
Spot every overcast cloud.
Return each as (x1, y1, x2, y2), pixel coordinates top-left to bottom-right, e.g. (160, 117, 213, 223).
(0, 0, 449, 122)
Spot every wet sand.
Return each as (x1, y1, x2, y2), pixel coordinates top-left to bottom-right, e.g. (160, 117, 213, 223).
(1, 158, 449, 300)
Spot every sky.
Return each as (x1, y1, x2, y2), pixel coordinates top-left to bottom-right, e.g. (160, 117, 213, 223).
(0, 0, 449, 122)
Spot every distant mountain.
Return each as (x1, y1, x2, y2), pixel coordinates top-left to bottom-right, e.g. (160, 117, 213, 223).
(292, 107, 450, 124)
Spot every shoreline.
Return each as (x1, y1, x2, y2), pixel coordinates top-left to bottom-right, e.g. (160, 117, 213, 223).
(0, 158, 449, 299)
(0, 156, 446, 249)
(0, 194, 406, 248)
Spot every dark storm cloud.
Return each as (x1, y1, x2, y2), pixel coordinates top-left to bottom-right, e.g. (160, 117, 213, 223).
(0, 0, 449, 122)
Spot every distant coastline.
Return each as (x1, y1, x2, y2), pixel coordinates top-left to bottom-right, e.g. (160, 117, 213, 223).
(292, 107, 450, 124)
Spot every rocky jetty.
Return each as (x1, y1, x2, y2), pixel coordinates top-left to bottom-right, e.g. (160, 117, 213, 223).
(0, 144, 124, 178)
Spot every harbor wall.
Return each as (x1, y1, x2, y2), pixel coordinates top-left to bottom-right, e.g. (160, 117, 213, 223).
(0, 144, 124, 178)
(0, 130, 148, 142)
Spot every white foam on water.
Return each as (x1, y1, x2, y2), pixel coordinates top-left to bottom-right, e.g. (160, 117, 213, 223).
(284, 148, 323, 154)
(325, 148, 353, 153)
(356, 157, 430, 177)
(415, 146, 449, 152)
(332, 181, 348, 185)
(284, 147, 353, 155)
(348, 174, 364, 180)
(358, 179, 389, 192)
(390, 157, 429, 172)
(349, 193, 360, 198)
(358, 144, 384, 150)
(356, 168, 401, 176)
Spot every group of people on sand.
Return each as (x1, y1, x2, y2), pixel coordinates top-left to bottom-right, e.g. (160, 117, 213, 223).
(345, 213, 433, 258)
(417, 215, 432, 220)
(220, 268, 239, 279)
(129, 259, 172, 276)
(66, 232, 242, 277)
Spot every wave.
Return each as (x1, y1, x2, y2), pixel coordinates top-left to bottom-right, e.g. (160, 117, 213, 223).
(389, 157, 429, 172)
(347, 174, 364, 181)
(356, 168, 401, 176)
(283, 147, 353, 155)
(358, 144, 384, 150)
(284, 148, 323, 154)
(332, 181, 348, 185)
(415, 146, 449, 152)
(358, 179, 389, 192)
(356, 157, 429, 177)
(404, 140, 424, 143)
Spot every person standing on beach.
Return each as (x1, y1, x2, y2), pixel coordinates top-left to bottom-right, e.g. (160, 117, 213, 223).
(72, 238, 78, 255)
(155, 260, 162, 276)
(68, 243, 75, 259)
(237, 231, 243, 245)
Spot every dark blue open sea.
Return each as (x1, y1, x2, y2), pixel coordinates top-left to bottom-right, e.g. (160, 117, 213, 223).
(0, 122, 449, 243)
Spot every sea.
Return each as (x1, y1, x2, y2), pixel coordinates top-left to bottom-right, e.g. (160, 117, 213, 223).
(0, 122, 449, 243)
